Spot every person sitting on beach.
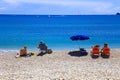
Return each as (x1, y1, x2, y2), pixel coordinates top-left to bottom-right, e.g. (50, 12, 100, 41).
(19, 46, 28, 56)
(91, 45, 100, 57)
(101, 43, 110, 58)
(37, 41, 48, 54)
(16, 46, 28, 58)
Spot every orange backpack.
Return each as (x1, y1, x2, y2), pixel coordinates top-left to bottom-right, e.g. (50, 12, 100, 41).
(92, 47, 100, 54)
(103, 47, 110, 55)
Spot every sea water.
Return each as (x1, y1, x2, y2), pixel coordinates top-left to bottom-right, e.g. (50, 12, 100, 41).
(0, 15, 120, 51)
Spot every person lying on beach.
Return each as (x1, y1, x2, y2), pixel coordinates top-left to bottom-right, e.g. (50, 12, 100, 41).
(91, 45, 100, 58)
(101, 43, 110, 58)
(16, 46, 28, 58)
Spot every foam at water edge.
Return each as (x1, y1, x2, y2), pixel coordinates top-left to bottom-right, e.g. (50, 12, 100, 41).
(0, 49, 19, 54)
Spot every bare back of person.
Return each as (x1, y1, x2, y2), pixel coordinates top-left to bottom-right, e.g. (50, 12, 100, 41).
(20, 48, 27, 56)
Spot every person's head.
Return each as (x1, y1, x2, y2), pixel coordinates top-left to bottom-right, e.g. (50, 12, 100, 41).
(24, 46, 27, 49)
(104, 43, 108, 47)
(40, 40, 43, 44)
(95, 45, 100, 47)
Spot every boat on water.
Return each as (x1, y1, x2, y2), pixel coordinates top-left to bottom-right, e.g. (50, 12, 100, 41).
(116, 12, 120, 15)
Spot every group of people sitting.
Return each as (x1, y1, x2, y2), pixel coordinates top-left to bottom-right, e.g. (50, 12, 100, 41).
(91, 43, 110, 58)
(16, 41, 52, 58)
(16, 41, 110, 58)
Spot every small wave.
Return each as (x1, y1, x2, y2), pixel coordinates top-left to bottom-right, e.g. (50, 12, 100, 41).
(0, 49, 19, 54)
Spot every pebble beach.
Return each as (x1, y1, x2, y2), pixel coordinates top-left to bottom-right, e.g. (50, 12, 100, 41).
(0, 49, 120, 80)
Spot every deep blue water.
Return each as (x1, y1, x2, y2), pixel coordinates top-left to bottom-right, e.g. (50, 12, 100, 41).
(0, 15, 120, 50)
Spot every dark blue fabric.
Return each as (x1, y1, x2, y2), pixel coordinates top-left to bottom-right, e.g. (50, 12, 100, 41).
(80, 48, 88, 56)
(80, 50, 88, 55)
(39, 43, 46, 47)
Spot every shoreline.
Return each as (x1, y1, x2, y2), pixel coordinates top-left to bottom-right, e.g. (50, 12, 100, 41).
(0, 48, 120, 54)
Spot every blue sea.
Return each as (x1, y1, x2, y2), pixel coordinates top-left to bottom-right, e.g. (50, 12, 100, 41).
(0, 15, 120, 51)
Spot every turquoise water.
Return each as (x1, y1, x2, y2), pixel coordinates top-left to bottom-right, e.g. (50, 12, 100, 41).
(0, 15, 120, 50)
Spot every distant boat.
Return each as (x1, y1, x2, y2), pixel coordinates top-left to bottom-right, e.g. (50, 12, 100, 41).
(116, 12, 120, 15)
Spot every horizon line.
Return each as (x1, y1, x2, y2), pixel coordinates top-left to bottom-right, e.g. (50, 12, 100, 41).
(0, 13, 116, 16)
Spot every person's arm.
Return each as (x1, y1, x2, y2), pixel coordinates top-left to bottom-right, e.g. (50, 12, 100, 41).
(100, 48, 103, 53)
(37, 44, 41, 48)
(25, 49, 27, 54)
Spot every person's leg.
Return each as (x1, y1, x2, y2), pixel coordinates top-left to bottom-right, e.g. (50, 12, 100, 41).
(91, 53, 99, 58)
(101, 52, 110, 58)
(20, 54, 27, 57)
